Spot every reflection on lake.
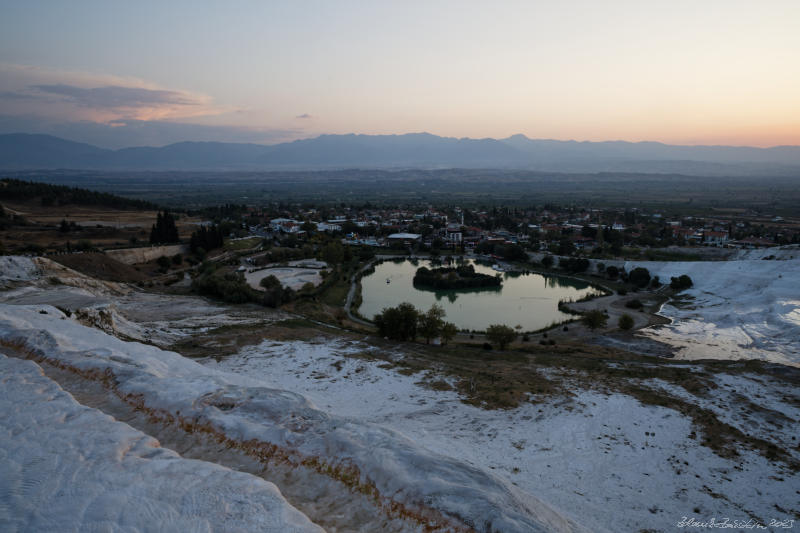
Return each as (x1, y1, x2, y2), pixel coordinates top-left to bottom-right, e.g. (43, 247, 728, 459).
(358, 259, 604, 331)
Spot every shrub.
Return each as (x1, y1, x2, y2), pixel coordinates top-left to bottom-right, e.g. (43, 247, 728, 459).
(261, 284, 295, 307)
(670, 274, 694, 291)
(582, 309, 608, 330)
(334, 308, 346, 322)
(482, 342, 492, 350)
(192, 272, 255, 304)
(617, 287, 628, 296)
(606, 265, 620, 279)
(156, 255, 171, 272)
(485, 324, 517, 350)
(625, 299, 644, 309)
(618, 313, 635, 330)
(560, 257, 590, 273)
(629, 267, 651, 288)
(301, 281, 316, 292)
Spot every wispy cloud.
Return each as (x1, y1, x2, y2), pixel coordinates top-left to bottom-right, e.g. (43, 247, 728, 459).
(0, 63, 315, 147)
(0, 63, 223, 122)
(27, 84, 201, 109)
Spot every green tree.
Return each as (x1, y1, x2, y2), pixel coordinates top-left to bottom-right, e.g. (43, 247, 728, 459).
(260, 274, 281, 289)
(300, 220, 316, 235)
(618, 313, 635, 330)
(374, 302, 420, 341)
(418, 303, 446, 344)
(258, 274, 295, 307)
(582, 309, 608, 330)
(440, 322, 458, 346)
(557, 238, 575, 256)
(192, 272, 256, 305)
(341, 220, 358, 235)
(190, 225, 224, 254)
(485, 324, 517, 350)
(498, 243, 527, 261)
(321, 241, 345, 265)
(629, 267, 651, 288)
(561, 257, 590, 273)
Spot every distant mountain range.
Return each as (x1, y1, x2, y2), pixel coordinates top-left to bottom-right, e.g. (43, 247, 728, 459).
(2, 132, 800, 176)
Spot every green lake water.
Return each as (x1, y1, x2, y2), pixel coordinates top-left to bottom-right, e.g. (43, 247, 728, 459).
(358, 259, 603, 332)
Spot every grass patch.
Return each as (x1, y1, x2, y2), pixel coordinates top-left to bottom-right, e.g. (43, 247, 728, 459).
(427, 379, 453, 391)
(273, 317, 319, 329)
(224, 237, 262, 251)
(320, 279, 349, 307)
(643, 250, 703, 262)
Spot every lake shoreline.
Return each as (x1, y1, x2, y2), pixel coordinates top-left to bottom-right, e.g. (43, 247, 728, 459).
(356, 257, 605, 333)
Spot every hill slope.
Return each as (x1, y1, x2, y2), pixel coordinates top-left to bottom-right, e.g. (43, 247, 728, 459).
(2, 132, 800, 174)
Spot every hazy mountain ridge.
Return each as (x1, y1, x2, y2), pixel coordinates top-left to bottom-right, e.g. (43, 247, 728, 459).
(2, 132, 800, 175)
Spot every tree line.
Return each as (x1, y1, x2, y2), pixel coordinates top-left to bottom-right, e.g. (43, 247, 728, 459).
(189, 224, 225, 254)
(0, 178, 156, 210)
(149, 211, 180, 244)
(373, 304, 526, 350)
(374, 303, 458, 345)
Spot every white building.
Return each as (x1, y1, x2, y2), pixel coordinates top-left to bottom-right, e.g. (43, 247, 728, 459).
(269, 218, 297, 231)
(703, 230, 729, 245)
(387, 233, 422, 243)
(446, 223, 463, 244)
(316, 222, 342, 232)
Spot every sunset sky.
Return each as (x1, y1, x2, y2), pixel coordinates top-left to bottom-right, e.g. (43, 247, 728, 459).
(1, 0, 798, 148)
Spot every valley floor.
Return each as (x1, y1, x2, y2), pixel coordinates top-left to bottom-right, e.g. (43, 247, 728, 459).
(0, 253, 798, 532)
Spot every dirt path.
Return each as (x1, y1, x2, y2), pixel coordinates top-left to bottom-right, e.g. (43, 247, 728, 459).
(344, 259, 378, 326)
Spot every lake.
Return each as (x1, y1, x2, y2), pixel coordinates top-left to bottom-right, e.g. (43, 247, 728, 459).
(358, 258, 604, 332)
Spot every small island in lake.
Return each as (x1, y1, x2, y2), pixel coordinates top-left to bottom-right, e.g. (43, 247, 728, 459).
(413, 264, 502, 290)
